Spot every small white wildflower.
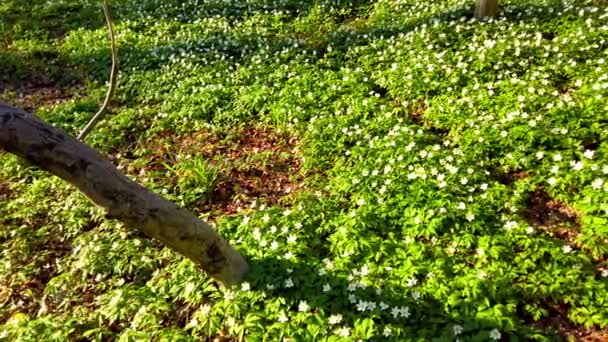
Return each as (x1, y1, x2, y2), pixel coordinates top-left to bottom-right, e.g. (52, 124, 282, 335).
(592, 178, 604, 190)
(224, 290, 235, 301)
(284, 278, 294, 288)
(390, 306, 400, 318)
(489, 329, 501, 340)
(298, 301, 309, 312)
(278, 311, 288, 323)
(571, 161, 584, 171)
(553, 153, 562, 162)
(328, 314, 343, 325)
(457, 202, 466, 210)
(504, 221, 517, 230)
(226, 317, 236, 327)
(383, 326, 392, 337)
(563, 245, 572, 253)
(412, 291, 421, 300)
(356, 300, 367, 312)
(188, 317, 198, 327)
(406, 277, 418, 287)
(199, 304, 211, 315)
(241, 282, 250, 292)
(584, 150, 595, 159)
(453, 325, 464, 335)
(323, 283, 332, 292)
(400, 306, 411, 318)
(347, 282, 357, 292)
(466, 212, 475, 222)
(337, 327, 350, 337)
(548, 177, 558, 186)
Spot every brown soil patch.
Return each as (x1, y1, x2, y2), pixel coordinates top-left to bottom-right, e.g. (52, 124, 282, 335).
(0, 80, 77, 113)
(118, 126, 304, 219)
(408, 98, 427, 125)
(493, 168, 529, 185)
(211, 333, 236, 342)
(521, 189, 608, 339)
(0, 238, 72, 324)
(531, 300, 608, 341)
(523, 188, 580, 242)
(0, 181, 13, 201)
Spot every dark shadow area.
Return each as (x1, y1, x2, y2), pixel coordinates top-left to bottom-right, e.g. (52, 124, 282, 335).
(0, 49, 81, 89)
(492, 167, 529, 186)
(3, 0, 582, 105)
(245, 256, 521, 340)
(523, 188, 580, 232)
(0, 0, 104, 42)
(523, 299, 608, 341)
(114, 0, 375, 24)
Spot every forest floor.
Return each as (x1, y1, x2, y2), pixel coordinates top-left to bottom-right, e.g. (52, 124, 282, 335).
(1, 0, 608, 341)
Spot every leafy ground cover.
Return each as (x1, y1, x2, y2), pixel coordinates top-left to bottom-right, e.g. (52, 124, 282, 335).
(1, 0, 608, 340)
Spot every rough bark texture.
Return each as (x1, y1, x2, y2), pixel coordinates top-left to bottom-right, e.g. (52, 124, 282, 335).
(474, 0, 498, 18)
(0, 103, 249, 286)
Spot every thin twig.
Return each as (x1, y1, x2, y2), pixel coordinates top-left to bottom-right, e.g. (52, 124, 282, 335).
(78, 0, 118, 140)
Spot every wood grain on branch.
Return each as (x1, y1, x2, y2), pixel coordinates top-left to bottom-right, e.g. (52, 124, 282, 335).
(474, 0, 498, 18)
(0, 103, 249, 286)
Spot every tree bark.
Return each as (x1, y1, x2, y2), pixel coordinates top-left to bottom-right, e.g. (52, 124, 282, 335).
(474, 0, 498, 18)
(0, 103, 249, 286)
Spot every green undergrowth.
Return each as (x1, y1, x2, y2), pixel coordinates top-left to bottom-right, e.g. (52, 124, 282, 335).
(1, 0, 608, 341)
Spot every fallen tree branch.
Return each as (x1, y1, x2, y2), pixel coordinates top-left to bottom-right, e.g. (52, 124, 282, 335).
(0, 103, 249, 286)
(78, 0, 118, 141)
